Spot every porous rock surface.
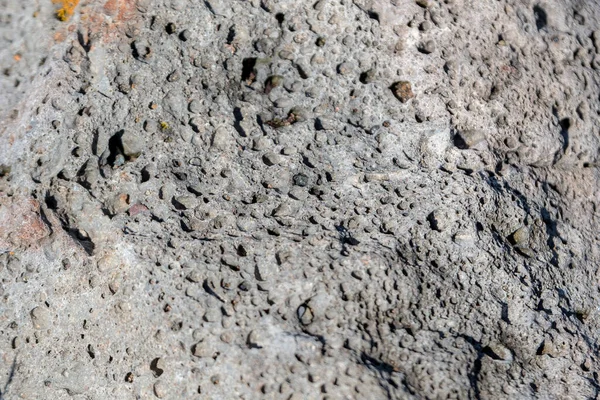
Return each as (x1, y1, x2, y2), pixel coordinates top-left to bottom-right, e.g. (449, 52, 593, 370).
(1, 0, 600, 398)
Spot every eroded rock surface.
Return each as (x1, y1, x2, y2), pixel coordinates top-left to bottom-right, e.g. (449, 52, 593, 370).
(1, 0, 600, 398)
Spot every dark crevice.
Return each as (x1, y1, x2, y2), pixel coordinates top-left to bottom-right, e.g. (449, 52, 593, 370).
(550, 106, 570, 164)
(180, 219, 193, 232)
(335, 224, 360, 256)
(76, 160, 92, 188)
(458, 334, 483, 400)
(535, 341, 545, 356)
(541, 207, 560, 267)
(233, 107, 245, 137)
(501, 301, 510, 323)
(165, 22, 177, 34)
(584, 376, 600, 399)
(295, 63, 309, 79)
(151, 214, 164, 223)
(203, 0, 216, 15)
(202, 279, 225, 302)
(39, 202, 55, 236)
(77, 30, 91, 53)
(367, 11, 380, 22)
(259, 2, 270, 13)
(241, 58, 257, 83)
(533, 5, 547, 31)
(107, 130, 124, 166)
(558, 118, 570, 154)
(44, 194, 58, 210)
(91, 128, 100, 155)
(226, 26, 235, 44)
(0, 164, 11, 178)
(452, 129, 469, 149)
(359, 352, 396, 400)
(359, 70, 371, 84)
(483, 174, 532, 216)
(150, 358, 164, 377)
(87, 344, 96, 359)
(141, 167, 151, 183)
(130, 41, 143, 60)
(66, 229, 95, 255)
(0, 355, 17, 400)
(256, 114, 267, 135)
(43, 190, 95, 254)
(360, 352, 398, 376)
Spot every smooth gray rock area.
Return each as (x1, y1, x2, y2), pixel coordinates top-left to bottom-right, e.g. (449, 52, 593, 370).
(1, 0, 600, 398)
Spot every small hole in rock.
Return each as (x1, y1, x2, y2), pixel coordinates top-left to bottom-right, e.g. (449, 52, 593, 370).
(367, 11, 379, 22)
(241, 58, 257, 83)
(533, 5, 547, 30)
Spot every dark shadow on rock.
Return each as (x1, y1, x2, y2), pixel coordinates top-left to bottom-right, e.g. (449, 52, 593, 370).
(0, 355, 17, 400)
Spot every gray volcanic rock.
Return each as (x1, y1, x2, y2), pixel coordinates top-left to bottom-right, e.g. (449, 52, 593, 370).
(0, 0, 600, 399)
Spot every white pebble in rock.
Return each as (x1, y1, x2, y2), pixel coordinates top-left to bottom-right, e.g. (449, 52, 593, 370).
(252, 136, 271, 151)
(263, 152, 283, 166)
(30, 306, 51, 330)
(192, 340, 214, 358)
(419, 40, 436, 54)
(247, 330, 264, 348)
(204, 308, 221, 322)
(428, 208, 455, 232)
(485, 342, 513, 362)
(173, 195, 198, 210)
(120, 130, 144, 158)
(154, 380, 167, 398)
(454, 129, 486, 149)
(288, 187, 308, 201)
(186, 270, 202, 283)
(236, 217, 257, 232)
(509, 226, 529, 246)
(97, 253, 120, 273)
(297, 304, 314, 325)
(272, 203, 295, 217)
(211, 126, 232, 150)
(188, 99, 202, 113)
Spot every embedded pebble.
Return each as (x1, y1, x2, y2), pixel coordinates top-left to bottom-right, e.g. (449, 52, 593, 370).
(419, 40, 436, 54)
(485, 342, 513, 362)
(454, 129, 487, 149)
(211, 127, 231, 150)
(510, 226, 529, 246)
(173, 195, 198, 210)
(120, 131, 144, 158)
(154, 381, 167, 398)
(30, 306, 51, 330)
(391, 81, 414, 103)
(262, 152, 283, 166)
(247, 330, 264, 348)
(192, 341, 213, 358)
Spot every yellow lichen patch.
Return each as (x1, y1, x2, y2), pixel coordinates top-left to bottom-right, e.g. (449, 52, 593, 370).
(52, 0, 80, 21)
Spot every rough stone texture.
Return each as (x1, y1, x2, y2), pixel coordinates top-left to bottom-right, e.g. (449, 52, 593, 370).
(1, 0, 600, 398)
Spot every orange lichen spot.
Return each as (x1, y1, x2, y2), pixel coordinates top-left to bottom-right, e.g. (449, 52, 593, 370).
(53, 31, 66, 42)
(13, 54, 21, 62)
(52, 0, 80, 21)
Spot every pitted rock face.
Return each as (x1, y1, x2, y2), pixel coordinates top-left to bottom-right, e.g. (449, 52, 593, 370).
(0, 0, 600, 399)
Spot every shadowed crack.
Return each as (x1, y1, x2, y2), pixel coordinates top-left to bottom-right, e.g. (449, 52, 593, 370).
(0, 355, 17, 400)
